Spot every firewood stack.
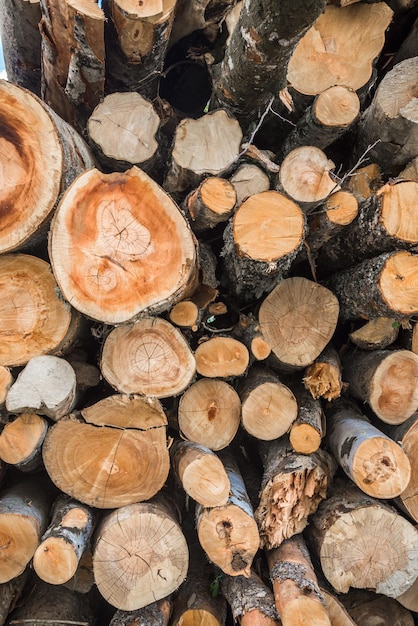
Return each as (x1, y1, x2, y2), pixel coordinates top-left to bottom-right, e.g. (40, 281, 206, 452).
(0, 0, 418, 624)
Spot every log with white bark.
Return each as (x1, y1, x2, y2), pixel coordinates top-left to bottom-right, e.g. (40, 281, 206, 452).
(326, 398, 411, 499)
(93, 493, 189, 610)
(43, 394, 170, 509)
(306, 479, 418, 597)
(49, 167, 199, 325)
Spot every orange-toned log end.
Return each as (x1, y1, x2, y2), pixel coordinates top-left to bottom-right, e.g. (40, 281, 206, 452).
(380, 251, 418, 317)
(0, 413, 47, 466)
(303, 361, 343, 400)
(289, 423, 322, 454)
(325, 190, 358, 226)
(49, 167, 198, 324)
(379, 180, 418, 243)
(194, 337, 249, 378)
(315, 86, 360, 128)
(33, 536, 79, 585)
(0, 80, 62, 254)
(200, 177, 237, 216)
(0, 366, 12, 405)
(241, 610, 279, 626)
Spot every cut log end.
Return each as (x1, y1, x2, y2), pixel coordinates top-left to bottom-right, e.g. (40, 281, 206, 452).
(278, 146, 338, 206)
(289, 423, 322, 454)
(314, 86, 360, 127)
(33, 536, 79, 585)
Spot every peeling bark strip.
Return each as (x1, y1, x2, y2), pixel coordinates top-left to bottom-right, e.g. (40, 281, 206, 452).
(307, 480, 418, 597)
(42, 395, 170, 508)
(39, 0, 105, 129)
(326, 399, 411, 499)
(49, 167, 198, 324)
(0, 0, 41, 95)
(103, 0, 177, 100)
(93, 494, 188, 610)
(211, 0, 327, 131)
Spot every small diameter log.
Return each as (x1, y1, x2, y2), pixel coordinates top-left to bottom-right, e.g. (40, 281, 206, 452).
(339, 589, 415, 626)
(0, 0, 41, 95)
(110, 598, 172, 626)
(277, 147, 339, 213)
(255, 437, 336, 549)
(194, 336, 249, 378)
(279, 86, 360, 159)
(353, 57, 418, 175)
(6, 579, 96, 626)
(229, 164, 270, 205)
(49, 167, 198, 324)
(383, 413, 418, 523)
(221, 569, 280, 626)
(33, 495, 94, 585)
(267, 534, 331, 626)
(0, 413, 48, 473)
(40, 0, 105, 130)
(0, 476, 55, 583)
(93, 494, 189, 610)
(100, 317, 196, 397)
(103, 0, 176, 100)
(0, 80, 94, 254)
(303, 344, 343, 401)
(87, 92, 163, 175)
(0, 255, 79, 367)
(196, 452, 260, 577)
(342, 348, 418, 424)
(326, 399, 411, 499)
(306, 479, 418, 596)
(349, 317, 399, 350)
(299, 190, 358, 263)
(221, 190, 306, 302)
(182, 177, 237, 233)
(238, 367, 298, 441)
(233, 313, 272, 362)
(318, 180, 418, 273)
(164, 110, 243, 194)
(289, 383, 324, 454)
(287, 3, 393, 96)
(171, 524, 226, 626)
(43, 394, 170, 508)
(0, 571, 28, 626)
(326, 250, 418, 321)
(170, 439, 230, 507)
(178, 378, 241, 451)
(6, 355, 77, 420)
(259, 277, 339, 369)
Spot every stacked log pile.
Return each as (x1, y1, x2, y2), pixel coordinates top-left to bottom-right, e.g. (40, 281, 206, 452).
(0, 0, 418, 624)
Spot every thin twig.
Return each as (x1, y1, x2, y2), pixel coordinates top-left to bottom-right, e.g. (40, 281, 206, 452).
(236, 96, 275, 161)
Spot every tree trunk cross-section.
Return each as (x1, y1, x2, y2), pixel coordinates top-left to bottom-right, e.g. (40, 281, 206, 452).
(49, 167, 198, 324)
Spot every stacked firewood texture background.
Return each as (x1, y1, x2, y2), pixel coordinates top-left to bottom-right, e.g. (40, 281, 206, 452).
(0, 0, 418, 624)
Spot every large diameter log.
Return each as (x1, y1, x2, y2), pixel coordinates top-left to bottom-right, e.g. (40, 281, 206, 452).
(277, 147, 339, 213)
(93, 495, 189, 610)
(0, 476, 55, 583)
(110, 598, 172, 626)
(0, 413, 47, 473)
(0, 0, 41, 95)
(33, 495, 94, 585)
(43, 395, 170, 508)
(177, 378, 241, 450)
(255, 436, 336, 549)
(164, 110, 243, 194)
(0, 255, 80, 367)
(170, 439, 230, 507)
(306, 480, 418, 596)
(259, 277, 339, 369)
(211, 0, 327, 131)
(238, 367, 298, 441)
(0, 80, 94, 254)
(342, 348, 418, 424)
(87, 92, 163, 175)
(221, 569, 280, 626)
(326, 250, 418, 321)
(353, 57, 418, 175)
(6, 355, 77, 420)
(287, 3, 393, 96)
(103, 0, 176, 100)
(318, 180, 418, 273)
(267, 534, 331, 626)
(49, 167, 199, 324)
(326, 399, 411, 499)
(196, 452, 260, 577)
(39, 0, 105, 130)
(101, 317, 196, 397)
(278, 86, 360, 159)
(221, 190, 306, 302)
